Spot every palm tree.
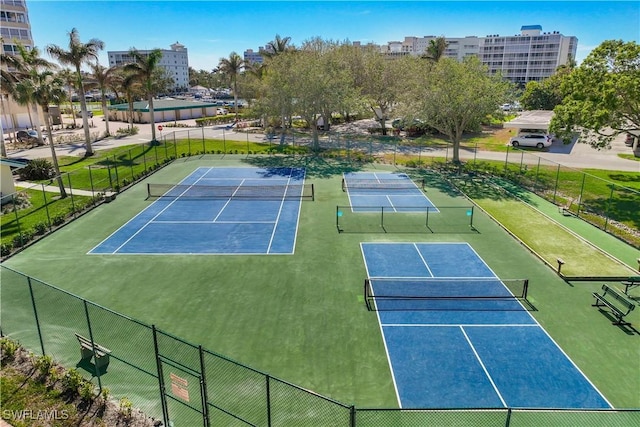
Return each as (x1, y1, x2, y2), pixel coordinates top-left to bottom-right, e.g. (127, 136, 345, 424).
(264, 34, 293, 59)
(5, 44, 53, 141)
(124, 48, 163, 143)
(90, 62, 116, 135)
(218, 52, 244, 121)
(424, 36, 448, 62)
(57, 68, 78, 128)
(29, 69, 67, 197)
(47, 28, 104, 156)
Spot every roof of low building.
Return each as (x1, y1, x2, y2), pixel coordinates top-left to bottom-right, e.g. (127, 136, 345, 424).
(0, 158, 27, 169)
(108, 99, 217, 112)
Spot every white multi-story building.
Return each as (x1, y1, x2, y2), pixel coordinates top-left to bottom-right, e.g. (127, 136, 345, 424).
(368, 25, 577, 85)
(243, 48, 265, 65)
(108, 42, 189, 92)
(479, 25, 577, 85)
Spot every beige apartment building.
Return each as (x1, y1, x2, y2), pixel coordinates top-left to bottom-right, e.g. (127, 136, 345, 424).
(1, 0, 43, 133)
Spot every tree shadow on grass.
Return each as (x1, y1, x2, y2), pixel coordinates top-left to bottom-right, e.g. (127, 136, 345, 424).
(243, 155, 368, 179)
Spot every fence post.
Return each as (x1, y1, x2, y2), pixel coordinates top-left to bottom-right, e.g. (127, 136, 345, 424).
(152, 325, 170, 426)
(552, 164, 561, 204)
(350, 405, 356, 427)
(201, 126, 205, 152)
(505, 407, 512, 427)
(66, 173, 76, 217)
(173, 133, 177, 158)
(577, 173, 586, 215)
(88, 165, 95, 197)
(503, 146, 510, 176)
(198, 346, 210, 427)
(113, 155, 120, 189)
(41, 183, 52, 229)
(27, 277, 46, 356)
(83, 300, 102, 392)
(266, 375, 272, 427)
(604, 185, 615, 232)
(534, 158, 541, 191)
(128, 150, 134, 182)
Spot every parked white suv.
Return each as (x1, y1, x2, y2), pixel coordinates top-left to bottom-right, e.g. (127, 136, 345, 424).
(509, 133, 552, 149)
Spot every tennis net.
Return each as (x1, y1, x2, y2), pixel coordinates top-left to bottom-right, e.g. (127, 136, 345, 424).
(364, 277, 529, 311)
(147, 183, 315, 201)
(342, 178, 424, 191)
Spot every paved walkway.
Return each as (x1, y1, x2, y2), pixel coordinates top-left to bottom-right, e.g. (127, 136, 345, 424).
(4, 117, 639, 172)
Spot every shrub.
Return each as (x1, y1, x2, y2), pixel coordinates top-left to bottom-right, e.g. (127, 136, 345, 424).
(33, 354, 54, 379)
(18, 158, 54, 180)
(1, 243, 13, 257)
(0, 337, 20, 363)
(52, 214, 65, 226)
(61, 368, 84, 394)
(79, 381, 95, 401)
(34, 222, 48, 235)
(119, 397, 133, 418)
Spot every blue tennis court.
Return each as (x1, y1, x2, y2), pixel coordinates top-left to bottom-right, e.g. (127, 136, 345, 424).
(361, 242, 611, 409)
(343, 172, 436, 212)
(89, 167, 306, 255)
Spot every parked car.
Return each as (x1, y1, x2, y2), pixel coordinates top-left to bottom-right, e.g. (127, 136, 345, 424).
(509, 133, 552, 149)
(216, 108, 228, 115)
(624, 133, 635, 146)
(16, 130, 46, 145)
(75, 110, 94, 118)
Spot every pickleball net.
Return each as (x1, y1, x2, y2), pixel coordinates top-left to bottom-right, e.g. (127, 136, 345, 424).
(342, 178, 425, 192)
(147, 183, 315, 201)
(364, 277, 529, 311)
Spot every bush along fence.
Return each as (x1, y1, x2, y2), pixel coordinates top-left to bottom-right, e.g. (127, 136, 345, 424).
(2, 265, 639, 427)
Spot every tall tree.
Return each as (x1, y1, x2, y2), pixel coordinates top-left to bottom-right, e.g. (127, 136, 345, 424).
(408, 56, 511, 163)
(57, 68, 78, 128)
(90, 62, 116, 135)
(218, 52, 244, 121)
(520, 65, 573, 111)
(4, 44, 53, 141)
(124, 48, 163, 143)
(424, 36, 448, 62)
(264, 34, 293, 58)
(46, 28, 104, 156)
(550, 40, 640, 149)
(29, 69, 67, 197)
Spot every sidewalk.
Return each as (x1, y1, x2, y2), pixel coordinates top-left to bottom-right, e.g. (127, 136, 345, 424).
(13, 180, 98, 197)
(5, 117, 640, 172)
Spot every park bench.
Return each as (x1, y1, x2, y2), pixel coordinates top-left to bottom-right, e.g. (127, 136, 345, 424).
(592, 284, 636, 326)
(74, 333, 111, 370)
(621, 276, 640, 295)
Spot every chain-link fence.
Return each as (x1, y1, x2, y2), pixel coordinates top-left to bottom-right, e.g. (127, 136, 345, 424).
(3, 265, 638, 426)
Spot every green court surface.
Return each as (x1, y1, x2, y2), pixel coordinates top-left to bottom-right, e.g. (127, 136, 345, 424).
(2, 156, 639, 418)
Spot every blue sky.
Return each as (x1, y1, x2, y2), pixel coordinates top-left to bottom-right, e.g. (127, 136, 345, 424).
(28, 1, 640, 71)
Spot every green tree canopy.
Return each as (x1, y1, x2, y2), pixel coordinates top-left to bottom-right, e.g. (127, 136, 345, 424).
(408, 56, 511, 162)
(550, 40, 640, 149)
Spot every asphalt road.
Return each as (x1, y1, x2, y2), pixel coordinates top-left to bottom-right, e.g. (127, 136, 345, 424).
(5, 118, 639, 172)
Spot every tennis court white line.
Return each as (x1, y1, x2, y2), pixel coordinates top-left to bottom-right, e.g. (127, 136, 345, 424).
(460, 326, 507, 408)
(381, 323, 538, 327)
(212, 179, 245, 222)
(151, 220, 277, 224)
(413, 243, 435, 277)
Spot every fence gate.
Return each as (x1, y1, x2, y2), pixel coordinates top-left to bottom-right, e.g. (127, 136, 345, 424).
(158, 356, 209, 427)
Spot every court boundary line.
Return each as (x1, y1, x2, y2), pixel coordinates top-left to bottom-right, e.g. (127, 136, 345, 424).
(267, 170, 295, 254)
(460, 326, 507, 407)
(381, 323, 539, 327)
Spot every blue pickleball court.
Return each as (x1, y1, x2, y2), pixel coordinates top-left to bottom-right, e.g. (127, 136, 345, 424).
(89, 167, 307, 255)
(343, 172, 436, 212)
(361, 242, 611, 409)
